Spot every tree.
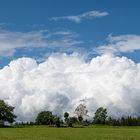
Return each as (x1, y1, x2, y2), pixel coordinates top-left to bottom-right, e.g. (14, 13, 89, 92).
(93, 107, 107, 124)
(35, 111, 55, 125)
(69, 117, 78, 124)
(0, 120, 4, 127)
(0, 100, 16, 125)
(54, 116, 61, 127)
(67, 117, 73, 127)
(106, 117, 120, 126)
(75, 104, 88, 122)
(78, 116, 83, 124)
(64, 112, 69, 123)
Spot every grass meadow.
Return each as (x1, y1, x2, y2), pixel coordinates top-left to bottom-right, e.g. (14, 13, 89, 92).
(0, 126, 140, 140)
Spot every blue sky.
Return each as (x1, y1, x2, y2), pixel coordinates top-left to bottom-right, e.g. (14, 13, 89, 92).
(0, 0, 140, 67)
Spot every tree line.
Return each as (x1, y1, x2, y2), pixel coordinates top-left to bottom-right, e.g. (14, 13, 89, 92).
(1, 99, 140, 127)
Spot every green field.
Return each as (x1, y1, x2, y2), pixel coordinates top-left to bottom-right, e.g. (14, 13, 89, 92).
(0, 126, 140, 140)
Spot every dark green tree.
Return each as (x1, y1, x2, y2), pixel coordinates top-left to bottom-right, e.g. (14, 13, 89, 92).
(36, 111, 55, 125)
(120, 117, 127, 126)
(0, 100, 16, 125)
(69, 117, 78, 124)
(0, 120, 4, 127)
(78, 115, 83, 124)
(54, 116, 61, 127)
(66, 117, 78, 127)
(67, 117, 73, 127)
(106, 117, 120, 126)
(64, 112, 69, 123)
(93, 107, 107, 124)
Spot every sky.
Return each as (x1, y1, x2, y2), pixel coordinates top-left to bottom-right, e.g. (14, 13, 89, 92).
(0, 0, 140, 67)
(0, 0, 140, 121)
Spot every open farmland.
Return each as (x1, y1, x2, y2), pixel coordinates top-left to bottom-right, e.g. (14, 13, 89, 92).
(0, 126, 140, 140)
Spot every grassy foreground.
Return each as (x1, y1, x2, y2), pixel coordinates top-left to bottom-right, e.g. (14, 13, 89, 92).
(0, 126, 140, 140)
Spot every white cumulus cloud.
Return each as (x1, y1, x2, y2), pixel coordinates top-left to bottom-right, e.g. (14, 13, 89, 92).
(0, 54, 140, 121)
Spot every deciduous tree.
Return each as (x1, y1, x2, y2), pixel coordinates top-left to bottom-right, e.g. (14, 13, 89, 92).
(93, 107, 107, 124)
(0, 100, 16, 125)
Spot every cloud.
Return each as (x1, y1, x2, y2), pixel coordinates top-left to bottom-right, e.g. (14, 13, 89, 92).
(0, 30, 82, 57)
(94, 34, 140, 55)
(51, 10, 109, 23)
(0, 54, 140, 121)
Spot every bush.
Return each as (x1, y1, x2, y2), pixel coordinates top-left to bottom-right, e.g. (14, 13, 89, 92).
(0, 120, 4, 127)
(54, 117, 61, 127)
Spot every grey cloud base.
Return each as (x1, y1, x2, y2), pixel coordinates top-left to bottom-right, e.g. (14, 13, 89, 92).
(0, 54, 140, 121)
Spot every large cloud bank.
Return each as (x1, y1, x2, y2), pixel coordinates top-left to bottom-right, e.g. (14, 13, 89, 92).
(0, 54, 140, 121)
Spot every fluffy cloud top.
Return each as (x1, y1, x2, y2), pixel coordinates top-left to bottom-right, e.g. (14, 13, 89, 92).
(51, 10, 109, 23)
(0, 54, 140, 121)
